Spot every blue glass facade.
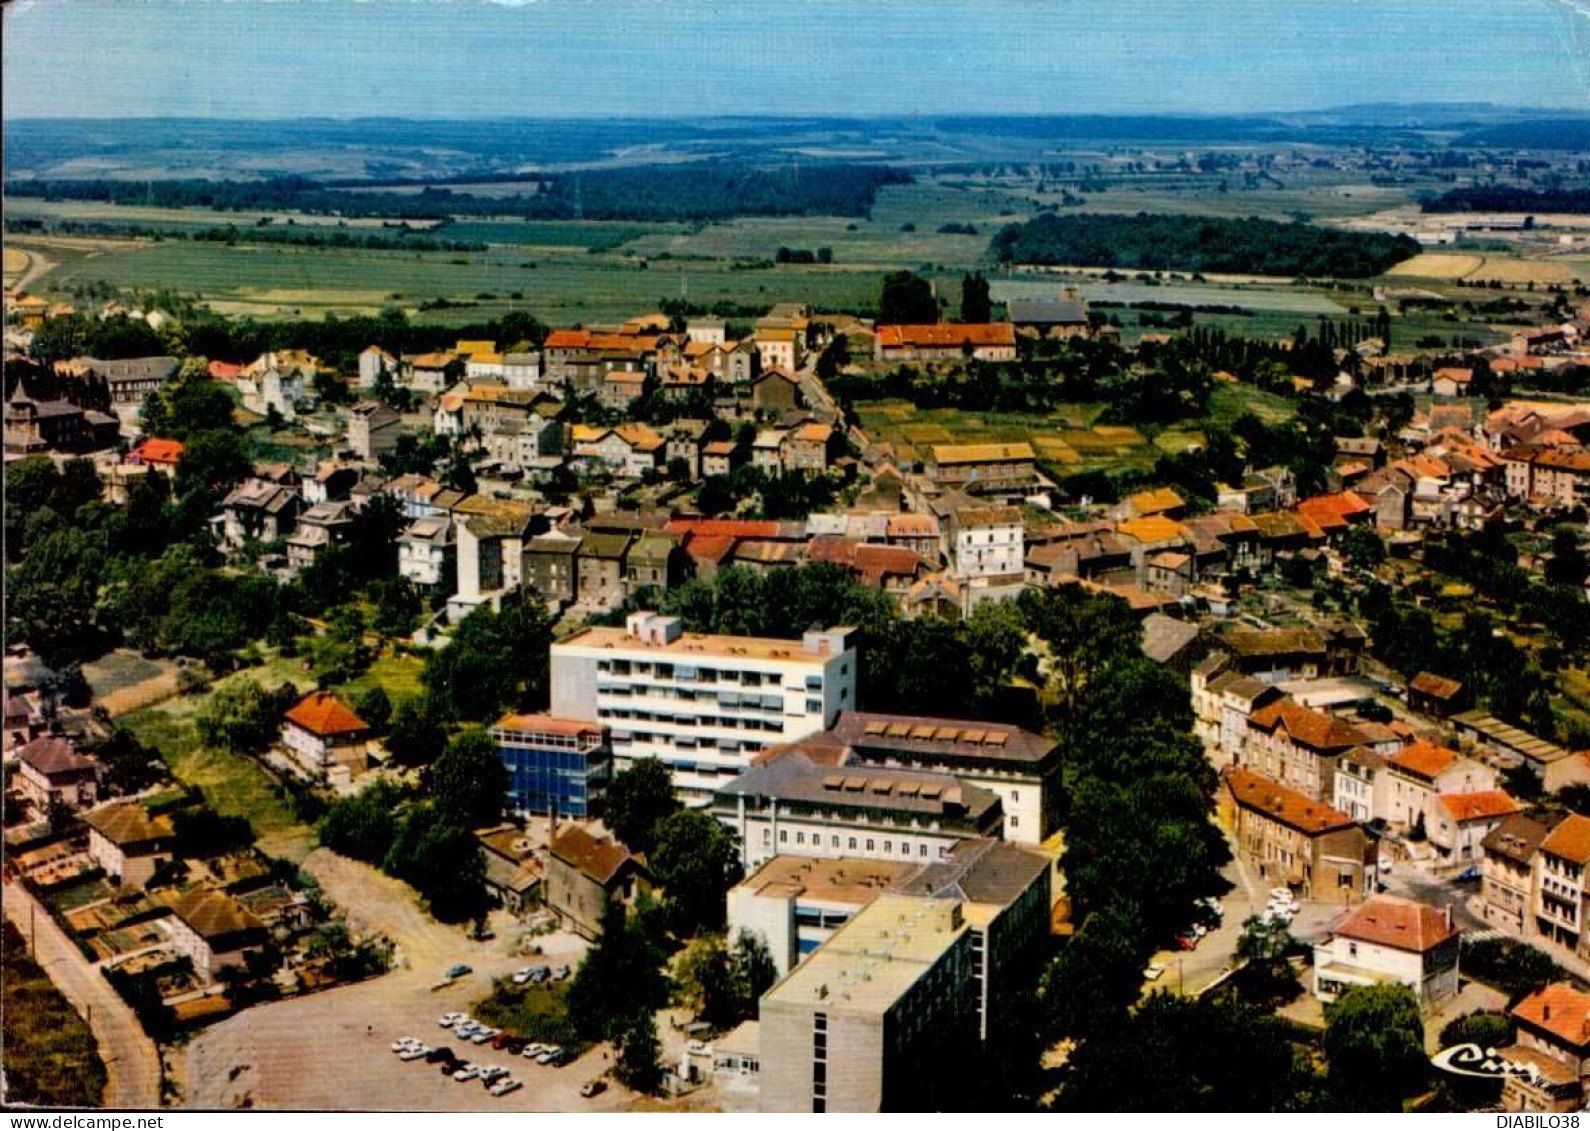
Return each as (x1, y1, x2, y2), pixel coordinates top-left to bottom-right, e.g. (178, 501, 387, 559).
(491, 720, 610, 819)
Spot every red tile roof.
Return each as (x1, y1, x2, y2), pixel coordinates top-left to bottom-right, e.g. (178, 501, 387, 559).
(1437, 790, 1519, 823)
(1408, 672, 1463, 700)
(1541, 814, 1590, 866)
(284, 691, 367, 738)
(1388, 740, 1461, 780)
(207, 360, 245, 380)
(1223, 767, 1357, 836)
(876, 323, 1016, 349)
(130, 438, 185, 466)
(1331, 894, 1456, 953)
(665, 518, 784, 540)
(549, 824, 639, 886)
(1247, 698, 1367, 752)
(1513, 984, 1590, 1050)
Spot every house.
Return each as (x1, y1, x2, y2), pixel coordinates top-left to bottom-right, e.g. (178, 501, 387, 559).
(1532, 814, 1590, 960)
(15, 735, 99, 812)
(1384, 740, 1497, 833)
(750, 367, 800, 413)
(1333, 746, 1392, 825)
(946, 504, 1024, 582)
(702, 439, 736, 477)
(874, 323, 1017, 363)
(285, 500, 354, 573)
(664, 419, 709, 478)
(926, 443, 1038, 494)
(1503, 984, 1590, 1112)
(57, 355, 178, 431)
(1481, 812, 1560, 935)
(502, 343, 543, 391)
(1313, 895, 1460, 1009)
(281, 691, 370, 781)
(1451, 711, 1586, 792)
(214, 478, 301, 550)
(398, 515, 454, 589)
(475, 826, 543, 915)
(403, 351, 466, 393)
(166, 887, 269, 980)
(4, 384, 119, 454)
(357, 345, 397, 389)
(751, 429, 788, 475)
(345, 401, 402, 462)
(126, 437, 184, 475)
(1191, 660, 1283, 768)
(625, 531, 683, 598)
(236, 361, 308, 421)
(523, 532, 582, 605)
(301, 459, 359, 505)
(1433, 367, 1474, 398)
(1221, 626, 1330, 683)
(544, 824, 651, 939)
(83, 801, 177, 888)
(783, 421, 835, 473)
(1407, 672, 1467, 718)
(753, 326, 802, 371)
(570, 424, 665, 479)
(1244, 697, 1369, 802)
(1222, 767, 1376, 902)
(574, 532, 632, 611)
(1430, 790, 1520, 872)
(1008, 297, 1090, 340)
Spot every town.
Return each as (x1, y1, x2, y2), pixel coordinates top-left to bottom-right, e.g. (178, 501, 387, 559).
(5, 2, 1590, 1118)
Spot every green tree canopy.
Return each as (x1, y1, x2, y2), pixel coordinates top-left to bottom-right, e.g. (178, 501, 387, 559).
(650, 809, 743, 935)
(604, 758, 680, 855)
(427, 728, 508, 829)
(1322, 983, 1427, 1111)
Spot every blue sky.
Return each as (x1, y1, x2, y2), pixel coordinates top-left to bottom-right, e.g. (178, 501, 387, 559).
(3, 0, 1586, 119)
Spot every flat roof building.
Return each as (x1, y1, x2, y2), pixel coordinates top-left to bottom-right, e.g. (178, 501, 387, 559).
(550, 611, 857, 804)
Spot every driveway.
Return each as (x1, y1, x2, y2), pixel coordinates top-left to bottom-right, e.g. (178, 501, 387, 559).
(3, 876, 162, 1109)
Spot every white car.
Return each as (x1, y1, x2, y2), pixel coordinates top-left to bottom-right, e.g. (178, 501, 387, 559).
(536, 1048, 561, 1064)
(399, 1046, 431, 1062)
(511, 968, 535, 985)
(392, 1038, 418, 1053)
(1143, 963, 1166, 981)
(1269, 888, 1293, 902)
(478, 1066, 508, 1082)
(522, 1044, 545, 1059)
(686, 1040, 710, 1057)
(438, 1013, 465, 1028)
(489, 1079, 522, 1097)
(453, 1065, 481, 1082)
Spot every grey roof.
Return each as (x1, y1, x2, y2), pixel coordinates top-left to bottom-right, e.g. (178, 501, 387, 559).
(75, 356, 178, 385)
(1141, 613, 1200, 664)
(829, 711, 1054, 768)
(1008, 300, 1088, 326)
(714, 750, 1002, 825)
(890, 837, 1049, 907)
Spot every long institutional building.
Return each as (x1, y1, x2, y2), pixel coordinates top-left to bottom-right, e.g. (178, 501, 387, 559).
(549, 611, 858, 803)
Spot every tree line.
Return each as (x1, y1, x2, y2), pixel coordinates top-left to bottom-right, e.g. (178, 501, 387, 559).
(991, 212, 1420, 278)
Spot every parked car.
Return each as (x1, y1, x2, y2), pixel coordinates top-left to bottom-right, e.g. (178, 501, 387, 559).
(511, 967, 535, 985)
(580, 1080, 606, 1099)
(686, 1040, 710, 1057)
(438, 1013, 465, 1028)
(477, 1065, 508, 1082)
(536, 1047, 561, 1064)
(399, 1046, 431, 1062)
(1143, 963, 1166, 981)
(1174, 932, 1198, 951)
(523, 1043, 546, 1059)
(453, 1065, 481, 1082)
(1268, 888, 1292, 903)
(447, 963, 473, 979)
(490, 1079, 522, 1097)
(552, 964, 571, 981)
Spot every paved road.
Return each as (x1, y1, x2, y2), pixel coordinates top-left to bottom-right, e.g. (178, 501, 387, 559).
(3, 876, 162, 1109)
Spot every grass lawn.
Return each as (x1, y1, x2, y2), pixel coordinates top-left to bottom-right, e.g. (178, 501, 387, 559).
(1, 921, 108, 1108)
(340, 649, 426, 705)
(472, 980, 587, 1055)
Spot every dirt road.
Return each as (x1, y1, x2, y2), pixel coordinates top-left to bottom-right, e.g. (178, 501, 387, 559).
(2, 877, 162, 1109)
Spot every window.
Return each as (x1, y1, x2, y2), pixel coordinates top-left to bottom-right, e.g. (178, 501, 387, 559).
(763, 828, 771, 843)
(831, 835, 840, 848)
(796, 831, 805, 845)
(919, 844, 928, 857)
(1009, 815, 1019, 829)
(780, 830, 788, 842)
(848, 837, 857, 850)
(866, 839, 875, 852)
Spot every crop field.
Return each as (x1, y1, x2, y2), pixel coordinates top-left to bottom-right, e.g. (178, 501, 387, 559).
(17, 236, 892, 323)
(1386, 250, 1578, 286)
(991, 276, 1349, 314)
(5, 197, 444, 230)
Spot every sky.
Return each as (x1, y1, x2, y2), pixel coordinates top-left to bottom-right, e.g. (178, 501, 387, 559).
(3, 0, 1588, 120)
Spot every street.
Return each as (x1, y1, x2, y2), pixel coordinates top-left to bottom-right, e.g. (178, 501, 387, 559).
(2, 875, 162, 1109)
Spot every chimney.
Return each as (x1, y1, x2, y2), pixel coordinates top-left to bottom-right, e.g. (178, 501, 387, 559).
(1444, 904, 1452, 929)
(1545, 1002, 1553, 1021)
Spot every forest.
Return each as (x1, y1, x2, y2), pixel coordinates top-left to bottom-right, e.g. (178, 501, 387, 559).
(1422, 185, 1590, 215)
(989, 212, 1420, 277)
(3, 163, 912, 223)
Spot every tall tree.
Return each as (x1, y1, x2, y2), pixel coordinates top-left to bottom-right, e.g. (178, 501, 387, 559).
(603, 758, 680, 855)
(427, 728, 508, 828)
(1322, 984, 1427, 1111)
(650, 809, 743, 935)
(959, 271, 993, 323)
(878, 270, 939, 324)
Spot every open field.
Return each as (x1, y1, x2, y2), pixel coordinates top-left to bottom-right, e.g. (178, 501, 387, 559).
(6, 197, 445, 230)
(1388, 250, 1578, 286)
(991, 276, 1349, 314)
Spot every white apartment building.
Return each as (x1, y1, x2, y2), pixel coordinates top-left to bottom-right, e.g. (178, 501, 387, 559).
(549, 612, 858, 803)
(398, 515, 454, 588)
(949, 505, 1024, 581)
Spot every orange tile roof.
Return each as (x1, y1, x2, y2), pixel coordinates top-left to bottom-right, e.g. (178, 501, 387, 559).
(1388, 740, 1461, 780)
(131, 438, 185, 465)
(1408, 672, 1463, 700)
(493, 714, 604, 739)
(1117, 515, 1186, 545)
(666, 518, 785, 540)
(284, 691, 367, 738)
(1438, 790, 1519, 823)
(1223, 767, 1356, 836)
(1332, 895, 1456, 953)
(1512, 983, 1590, 1050)
(876, 323, 1016, 349)
(1248, 698, 1367, 752)
(207, 360, 245, 380)
(1541, 814, 1590, 866)
(1297, 491, 1371, 523)
(550, 824, 640, 885)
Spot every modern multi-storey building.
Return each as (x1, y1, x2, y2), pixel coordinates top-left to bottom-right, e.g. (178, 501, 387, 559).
(777, 712, 1060, 843)
(757, 894, 979, 1113)
(489, 714, 610, 819)
(711, 747, 1005, 870)
(549, 611, 857, 803)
